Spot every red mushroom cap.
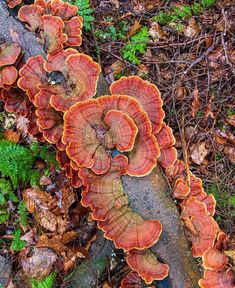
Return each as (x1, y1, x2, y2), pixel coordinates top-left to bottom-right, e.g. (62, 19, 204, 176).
(0, 66, 18, 88)
(44, 52, 101, 111)
(110, 76, 165, 133)
(64, 17, 83, 47)
(18, 55, 48, 103)
(98, 206, 162, 251)
(40, 15, 67, 55)
(120, 271, 142, 288)
(173, 177, 190, 199)
(198, 268, 235, 288)
(18, 5, 44, 31)
(0, 43, 21, 66)
(202, 247, 229, 271)
(49, 0, 78, 20)
(126, 249, 169, 284)
(63, 95, 159, 176)
(6, 0, 22, 8)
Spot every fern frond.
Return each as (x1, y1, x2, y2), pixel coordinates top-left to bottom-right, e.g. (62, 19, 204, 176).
(10, 229, 27, 251)
(31, 272, 57, 288)
(18, 200, 29, 227)
(0, 140, 36, 188)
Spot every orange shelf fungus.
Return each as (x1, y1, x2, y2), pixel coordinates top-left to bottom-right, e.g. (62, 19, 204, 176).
(44, 52, 101, 112)
(6, 0, 22, 8)
(126, 249, 169, 284)
(0, 66, 18, 88)
(18, 0, 83, 50)
(173, 178, 190, 199)
(180, 198, 219, 257)
(0, 88, 31, 117)
(18, 5, 44, 32)
(120, 271, 142, 288)
(202, 247, 229, 271)
(198, 268, 235, 288)
(63, 95, 159, 176)
(40, 15, 68, 55)
(0, 43, 21, 66)
(110, 76, 165, 133)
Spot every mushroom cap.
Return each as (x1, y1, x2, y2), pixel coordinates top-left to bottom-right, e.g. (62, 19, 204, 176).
(158, 147, 178, 169)
(198, 269, 235, 288)
(173, 177, 190, 199)
(18, 5, 44, 31)
(126, 249, 169, 284)
(110, 76, 165, 133)
(40, 15, 68, 55)
(181, 198, 219, 257)
(63, 95, 159, 176)
(6, 0, 22, 8)
(202, 247, 229, 271)
(120, 271, 142, 288)
(64, 17, 83, 46)
(80, 155, 128, 221)
(48, 0, 78, 20)
(1, 88, 31, 117)
(98, 206, 162, 251)
(18, 55, 48, 103)
(0, 43, 21, 66)
(0, 66, 18, 88)
(44, 52, 101, 112)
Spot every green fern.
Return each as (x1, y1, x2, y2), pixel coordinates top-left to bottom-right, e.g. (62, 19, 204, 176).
(18, 200, 29, 227)
(68, 0, 95, 31)
(122, 26, 150, 65)
(0, 178, 18, 224)
(10, 229, 27, 252)
(0, 140, 37, 188)
(31, 272, 57, 288)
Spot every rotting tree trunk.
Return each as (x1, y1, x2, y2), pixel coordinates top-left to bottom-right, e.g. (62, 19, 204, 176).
(0, 2, 202, 287)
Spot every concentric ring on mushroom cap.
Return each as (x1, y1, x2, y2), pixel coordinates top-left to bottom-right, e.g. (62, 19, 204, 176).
(198, 269, 235, 288)
(126, 249, 169, 284)
(18, 5, 44, 31)
(63, 95, 160, 176)
(44, 52, 101, 112)
(120, 271, 142, 288)
(0, 43, 21, 66)
(0, 66, 18, 88)
(110, 76, 165, 133)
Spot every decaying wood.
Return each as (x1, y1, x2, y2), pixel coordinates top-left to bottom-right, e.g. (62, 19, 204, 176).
(0, 2, 202, 287)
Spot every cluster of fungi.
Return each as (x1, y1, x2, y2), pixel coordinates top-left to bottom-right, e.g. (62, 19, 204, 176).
(1, 0, 235, 287)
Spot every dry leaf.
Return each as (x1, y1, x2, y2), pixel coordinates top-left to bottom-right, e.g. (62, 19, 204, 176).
(227, 115, 235, 127)
(127, 21, 142, 37)
(110, 60, 125, 76)
(137, 64, 149, 77)
(190, 141, 209, 165)
(185, 18, 201, 38)
(20, 247, 57, 279)
(191, 88, 200, 118)
(149, 22, 167, 41)
(224, 146, 235, 164)
(4, 130, 20, 143)
(175, 86, 187, 101)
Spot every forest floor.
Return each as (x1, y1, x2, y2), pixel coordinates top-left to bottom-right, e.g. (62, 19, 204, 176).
(0, 0, 234, 287)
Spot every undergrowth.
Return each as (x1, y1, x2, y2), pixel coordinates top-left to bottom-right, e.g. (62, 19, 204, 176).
(10, 228, 27, 252)
(154, 0, 217, 25)
(95, 18, 128, 41)
(122, 26, 150, 65)
(68, 0, 95, 30)
(31, 272, 57, 288)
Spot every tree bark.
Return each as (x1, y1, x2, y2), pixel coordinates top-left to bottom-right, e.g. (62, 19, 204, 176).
(0, 2, 202, 287)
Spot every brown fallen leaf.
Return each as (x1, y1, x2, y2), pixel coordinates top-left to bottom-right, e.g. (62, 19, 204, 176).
(4, 130, 20, 143)
(127, 21, 142, 37)
(20, 247, 57, 279)
(190, 141, 209, 165)
(224, 146, 235, 164)
(149, 22, 167, 41)
(185, 18, 201, 38)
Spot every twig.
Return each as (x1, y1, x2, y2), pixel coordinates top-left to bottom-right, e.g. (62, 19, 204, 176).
(184, 35, 219, 75)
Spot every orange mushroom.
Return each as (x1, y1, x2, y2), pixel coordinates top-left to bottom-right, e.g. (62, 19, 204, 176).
(63, 95, 159, 176)
(202, 247, 229, 271)
(40, 15, 68, 55)
(18, 5, 44, 31)
(110, 76, 165, 133)
(0, 66, 18, 88)
(126, 249, 169, 284)
(6, 0, 22, 8)
(0, 88, 31, 117)
(180, 198, 219, 257)
(0, 43, 21, 66)
(198, 268, 235, 288)
(120, 271, 142, 288)
(98, 206, 162, 251)
(64, 17, 83, 46)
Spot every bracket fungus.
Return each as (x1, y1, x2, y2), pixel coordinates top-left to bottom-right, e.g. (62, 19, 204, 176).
(0, 43, 21, 88)
(120, 271, 142, 288)
(18, 0, 83, 53)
